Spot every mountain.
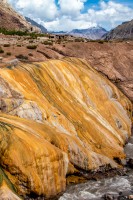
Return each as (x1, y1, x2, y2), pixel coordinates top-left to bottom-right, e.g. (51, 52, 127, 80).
(0, 57, 132, 199)
(103, 19, 133, 40)
(0, 0, 40, 32)
(25, 17, 47, 33)
(69, 26, 108, 40)
(52, 31, 67, 34)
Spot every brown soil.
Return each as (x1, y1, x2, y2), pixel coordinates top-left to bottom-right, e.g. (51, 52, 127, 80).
(0, 35, 132, 102)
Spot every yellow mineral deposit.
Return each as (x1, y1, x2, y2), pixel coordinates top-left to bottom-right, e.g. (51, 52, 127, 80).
(0, 58, 132, 199)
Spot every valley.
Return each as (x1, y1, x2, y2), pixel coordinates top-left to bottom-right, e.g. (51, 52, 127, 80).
(0, 0, 133, 200)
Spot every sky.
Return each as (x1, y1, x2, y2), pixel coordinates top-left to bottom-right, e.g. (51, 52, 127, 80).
(8, 0, 133, 31)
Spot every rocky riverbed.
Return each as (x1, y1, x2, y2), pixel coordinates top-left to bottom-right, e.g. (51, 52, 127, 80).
(59, 134, 133, 200)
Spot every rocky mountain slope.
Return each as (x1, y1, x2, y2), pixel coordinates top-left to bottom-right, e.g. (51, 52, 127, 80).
(103, 19, 133, 40)
(25, 17, 47, 33)
(69, 26, 108, 40)
(0, 58, 132, 199)
(0, 0, 40, 32)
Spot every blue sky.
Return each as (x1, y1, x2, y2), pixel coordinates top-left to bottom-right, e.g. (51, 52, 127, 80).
(84, 0, 133, 9)
(8, 0, 133, 31)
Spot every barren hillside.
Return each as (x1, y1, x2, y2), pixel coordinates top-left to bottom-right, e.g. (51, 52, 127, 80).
(0, 37, 132, 102)
(0, 0, 40, 32)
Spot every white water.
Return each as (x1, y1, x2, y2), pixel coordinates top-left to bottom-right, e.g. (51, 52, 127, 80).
(59, 136, 133, 200)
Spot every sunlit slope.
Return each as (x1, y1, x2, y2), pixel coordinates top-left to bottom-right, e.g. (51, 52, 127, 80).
(0, 58, 132, 198)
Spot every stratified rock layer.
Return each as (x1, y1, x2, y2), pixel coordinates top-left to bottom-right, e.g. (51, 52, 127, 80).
(0, 58, 132, 199)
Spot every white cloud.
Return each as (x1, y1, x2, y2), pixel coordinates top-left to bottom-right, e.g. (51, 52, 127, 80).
(87, 1, 133, 28)
(43, 16, 96, 32)
(8, 0, 133, 31)
(8, 0, 58, 21)
(58, 0, 86, 17)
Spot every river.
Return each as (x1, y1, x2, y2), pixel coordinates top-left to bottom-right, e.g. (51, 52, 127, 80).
(59, 135, 133, 200)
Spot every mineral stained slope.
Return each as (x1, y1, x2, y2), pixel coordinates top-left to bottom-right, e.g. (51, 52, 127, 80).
(0, 58, 132, 199)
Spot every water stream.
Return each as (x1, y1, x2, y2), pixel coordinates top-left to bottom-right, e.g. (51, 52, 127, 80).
(59, 136, 133, 200)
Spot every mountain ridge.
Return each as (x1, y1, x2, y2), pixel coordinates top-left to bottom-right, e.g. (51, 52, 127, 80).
(68, 26, 108, 40)
(25, 17, 47, 33)
(103, 19, 133, 40)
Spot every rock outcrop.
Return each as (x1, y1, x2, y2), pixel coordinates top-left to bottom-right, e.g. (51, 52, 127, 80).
(0, 58, 132, 199)
(0, 0, 40, 32)
(103, 19, 133, 40)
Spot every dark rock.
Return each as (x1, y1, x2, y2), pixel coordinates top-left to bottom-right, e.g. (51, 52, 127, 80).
(103, 194, 115, 200)
(127, 158, 133, 168)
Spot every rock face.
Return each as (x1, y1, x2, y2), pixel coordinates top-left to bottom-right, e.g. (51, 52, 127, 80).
(103, 19, 133, 40)
(0, 58, 132, 199)
(69, 26, 108, 40)
(0, 0, 40, 32)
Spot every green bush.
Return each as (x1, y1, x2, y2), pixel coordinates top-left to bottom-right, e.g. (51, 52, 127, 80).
(27, 45, 37, 49)
(17, 44, 22, 47)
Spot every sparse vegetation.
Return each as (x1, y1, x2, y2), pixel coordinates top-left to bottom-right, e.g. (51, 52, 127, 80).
(3, 44, 10, 47)
(17, 44, 22, 47)
(28, 53, 33, 56)
(0, 28, 49, 37)
(42, 40, 53, 45)
(75, 38, 84, 42)
(56, 39, 62, 44)
(16, 54, 28, 60)
(6, 52, 11, 56)
(0, 48, 4, 54)
(29, 40, 34, 43)
(98, 41, 104, 44)
(27, 45, 37, 49)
